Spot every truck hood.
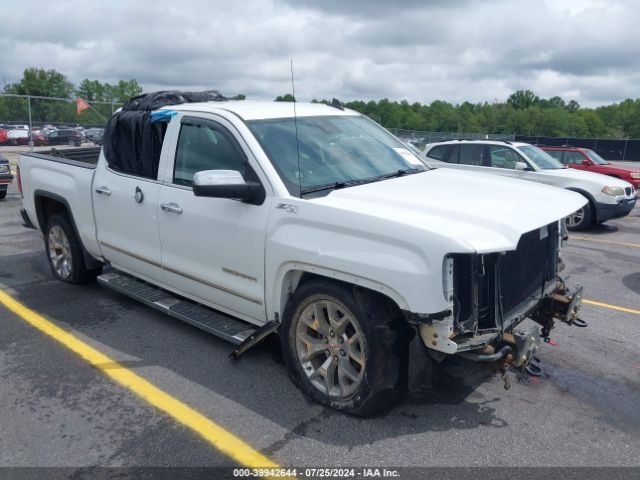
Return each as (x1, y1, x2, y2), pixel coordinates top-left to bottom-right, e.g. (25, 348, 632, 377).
(312, 168, 587, 253)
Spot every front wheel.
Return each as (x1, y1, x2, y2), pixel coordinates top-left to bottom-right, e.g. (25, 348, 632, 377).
(566, 201, 592, 231)
(44, 214, 102, 284)
(281, 279, 405, 417)
(0, 189, 6, 200)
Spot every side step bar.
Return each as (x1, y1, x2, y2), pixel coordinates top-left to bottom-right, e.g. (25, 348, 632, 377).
(97, 272, 258, 345)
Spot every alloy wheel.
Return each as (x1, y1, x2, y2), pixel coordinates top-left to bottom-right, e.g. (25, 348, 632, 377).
(48, 225, 73, 279)
(295, 298, 366, 399)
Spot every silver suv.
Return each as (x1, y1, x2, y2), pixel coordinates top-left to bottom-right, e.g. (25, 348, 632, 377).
(421, 140, 636, 230)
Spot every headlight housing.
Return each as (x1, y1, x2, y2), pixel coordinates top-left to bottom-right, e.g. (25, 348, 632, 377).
(0, 165, 9, 174)
(601, 186, 625, 197)
(630, 172, 640, 179)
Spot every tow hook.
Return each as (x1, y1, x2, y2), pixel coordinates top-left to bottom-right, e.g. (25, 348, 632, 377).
(500, 362, 511, 390)
(524, 356, 544, 377)
(531, 281, 588, 341)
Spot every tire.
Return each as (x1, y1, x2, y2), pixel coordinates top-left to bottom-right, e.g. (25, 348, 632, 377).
(281, 279, 406, 417)
(566, 200, 592, 231)
(44, 214, 102, 284)
(0, 189, 6, 200)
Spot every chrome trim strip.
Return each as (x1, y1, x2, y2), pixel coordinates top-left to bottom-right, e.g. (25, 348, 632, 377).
(100, 240, 262, 305)
(222, 267, 258, 283)
(105, 166, 162, 183)
(164, 264, 263, 305)
(100, 241, 163, 268)
(99, 241, 263, 306)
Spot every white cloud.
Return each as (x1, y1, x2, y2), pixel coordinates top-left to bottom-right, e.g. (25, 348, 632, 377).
(1, 0, 638, 107)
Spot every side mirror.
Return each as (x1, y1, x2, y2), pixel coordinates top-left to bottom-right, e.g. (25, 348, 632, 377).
(515, 161, 529, 171)
(581, 159, 591, 166)
(192, 170, 260, 201)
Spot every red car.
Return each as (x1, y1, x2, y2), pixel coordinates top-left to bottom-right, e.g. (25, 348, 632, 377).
(541, 146, 640, 191)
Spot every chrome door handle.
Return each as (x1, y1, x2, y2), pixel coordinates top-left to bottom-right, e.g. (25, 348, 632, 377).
(95, 186, 111, 196)
(161, 202, 183, 214)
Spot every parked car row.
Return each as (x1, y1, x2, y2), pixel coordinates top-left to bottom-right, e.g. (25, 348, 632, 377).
(0, 125, 104, 147)
(421, 140, 636, 230)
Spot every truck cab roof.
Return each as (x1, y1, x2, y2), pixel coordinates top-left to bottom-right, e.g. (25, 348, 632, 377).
(162, 100, 358, 121)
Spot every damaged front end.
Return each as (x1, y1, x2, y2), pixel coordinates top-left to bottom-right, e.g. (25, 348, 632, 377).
(406, 220, 587, 390)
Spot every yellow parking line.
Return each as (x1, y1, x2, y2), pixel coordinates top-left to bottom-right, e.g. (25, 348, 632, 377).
(571, 236, 640, 249)
(584, 299, 640, 316)
(0, 289, 278, 468)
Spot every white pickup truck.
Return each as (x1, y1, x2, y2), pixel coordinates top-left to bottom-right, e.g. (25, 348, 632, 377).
(18, 92, 588, 416)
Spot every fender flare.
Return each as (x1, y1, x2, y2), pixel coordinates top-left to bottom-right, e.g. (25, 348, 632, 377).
(33, 189, 102, 269)
(273, 261, 410, 320)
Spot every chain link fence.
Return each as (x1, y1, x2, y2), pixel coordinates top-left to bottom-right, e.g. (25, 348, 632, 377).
(0, 94, 121, 162)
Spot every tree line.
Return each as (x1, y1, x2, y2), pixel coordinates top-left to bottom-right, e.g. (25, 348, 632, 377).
(299, 91, 640, 140)
(2, 68, 639, 139)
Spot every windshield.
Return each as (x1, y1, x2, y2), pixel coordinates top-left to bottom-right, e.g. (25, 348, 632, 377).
(584, 149, 609, 165)
(247, 115, 427, 196)
(518, 145, 564, 170)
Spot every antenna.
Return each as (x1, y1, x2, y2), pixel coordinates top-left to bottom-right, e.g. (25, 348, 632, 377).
(290, 59, 302, 197)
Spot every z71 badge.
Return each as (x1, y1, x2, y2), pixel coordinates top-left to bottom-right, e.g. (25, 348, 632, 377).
(276, 203, 299, 214)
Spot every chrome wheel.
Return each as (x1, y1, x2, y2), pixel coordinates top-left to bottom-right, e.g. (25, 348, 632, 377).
(47, 225, 73, 279)
(295, 298, 366, 399)
(566, 207, 585, 228)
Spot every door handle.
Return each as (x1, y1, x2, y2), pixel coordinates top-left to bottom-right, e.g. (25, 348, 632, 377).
(95, 186, 111, 196)
(161, 202, 183, 214)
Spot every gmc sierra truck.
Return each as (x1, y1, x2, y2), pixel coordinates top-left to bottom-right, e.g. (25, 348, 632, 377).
(18, 91, 588, 416)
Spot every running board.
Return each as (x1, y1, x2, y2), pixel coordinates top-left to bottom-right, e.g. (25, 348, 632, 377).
(97, 272, 258, 345)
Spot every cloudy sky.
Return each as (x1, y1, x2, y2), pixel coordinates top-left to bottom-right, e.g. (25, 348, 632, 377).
(1, 0, 638, 107)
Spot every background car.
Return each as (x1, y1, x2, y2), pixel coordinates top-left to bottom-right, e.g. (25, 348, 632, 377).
(30, 130, 49, 146)
(541, 146, 640, 192)
(7, 129, 29, 145)
(85, 127, 104, 145)
(0, 154, 13, 200)
(46, 129, 83, 147)
(421, 140, 636, 230)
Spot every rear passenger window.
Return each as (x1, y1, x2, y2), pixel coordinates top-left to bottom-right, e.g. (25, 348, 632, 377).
(458, 144, 484, 166)
(174, 122, 247, 187)
(426, 145, 451, 161)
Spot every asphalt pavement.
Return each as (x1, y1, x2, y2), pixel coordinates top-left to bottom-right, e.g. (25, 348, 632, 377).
(1, 181, 639, 471)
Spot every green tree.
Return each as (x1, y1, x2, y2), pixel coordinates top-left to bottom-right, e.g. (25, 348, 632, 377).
(4, 68, 74, 98)
(275, 93, 296, 102)
(507, 89, 539, 110)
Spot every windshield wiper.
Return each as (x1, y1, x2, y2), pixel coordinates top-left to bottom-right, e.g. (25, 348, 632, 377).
(376, 167, 423, 180)
(300, 180, 362, 195)
(300, 168, 423, 196)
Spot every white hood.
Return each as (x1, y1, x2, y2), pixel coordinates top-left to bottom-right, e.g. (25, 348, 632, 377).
(538, 167, 633, 188)
(312, 168, 586, 253)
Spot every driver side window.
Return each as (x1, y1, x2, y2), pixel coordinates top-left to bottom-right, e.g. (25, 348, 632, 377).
(174, 122, 247, 187)
(489, 145, 524, 169)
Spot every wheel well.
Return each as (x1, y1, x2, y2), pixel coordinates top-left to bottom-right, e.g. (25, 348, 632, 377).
(280, 271, 403, 322)
(565, 188, 595, 221)
(34, 193, 103, 270)
(35, 195, 69, 231)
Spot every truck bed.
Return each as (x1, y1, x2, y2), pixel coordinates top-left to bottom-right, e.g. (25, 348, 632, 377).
(23, 147, 101, 169)
(19, 146, 101, 260)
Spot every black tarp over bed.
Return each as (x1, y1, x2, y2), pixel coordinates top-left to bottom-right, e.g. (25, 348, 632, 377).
(102, 90, 227, 178)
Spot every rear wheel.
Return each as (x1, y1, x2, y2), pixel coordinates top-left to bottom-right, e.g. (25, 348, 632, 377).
(44, 214, 102, 284)
(566, 201, 592, 231)
(0, 189, 6, 200)
(281, 279, 406, 417)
